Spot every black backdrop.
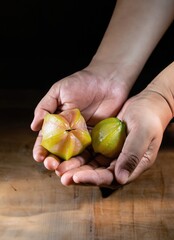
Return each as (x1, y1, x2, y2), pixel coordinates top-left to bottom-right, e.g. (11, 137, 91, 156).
(0, 0, 174, 91)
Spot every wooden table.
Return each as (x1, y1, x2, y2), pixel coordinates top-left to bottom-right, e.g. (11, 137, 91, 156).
(0, 89, 174, 240)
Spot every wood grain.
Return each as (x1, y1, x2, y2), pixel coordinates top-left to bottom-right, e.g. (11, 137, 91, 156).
(0, 90, 174, 240)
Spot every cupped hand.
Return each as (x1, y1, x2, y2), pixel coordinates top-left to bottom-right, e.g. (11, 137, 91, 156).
(55, 87, 173, 188)
(30, 65, 130, 167)
(115, 89, 172, 184)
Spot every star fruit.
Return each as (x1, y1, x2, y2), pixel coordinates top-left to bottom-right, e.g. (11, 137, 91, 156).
(91, 117, 126, 158)
(41, 108, 91, 160)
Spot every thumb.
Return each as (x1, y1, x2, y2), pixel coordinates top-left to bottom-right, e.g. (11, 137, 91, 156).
(115, 128, 151, 185)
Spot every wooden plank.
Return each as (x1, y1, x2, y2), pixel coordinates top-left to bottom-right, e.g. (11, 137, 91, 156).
(0, 91, 174, 240)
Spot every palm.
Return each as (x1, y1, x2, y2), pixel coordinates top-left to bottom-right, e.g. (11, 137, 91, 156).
(31, 68, 129, 168)
(31, 69, 128, 131)
(58, 71, 125, 125)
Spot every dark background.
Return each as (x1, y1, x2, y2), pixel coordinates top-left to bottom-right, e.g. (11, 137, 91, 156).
(0, 0, 174, 92)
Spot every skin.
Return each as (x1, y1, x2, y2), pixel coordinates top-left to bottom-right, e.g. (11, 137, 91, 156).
(55, 63, 174, 187)
(31, 0, 174, 188)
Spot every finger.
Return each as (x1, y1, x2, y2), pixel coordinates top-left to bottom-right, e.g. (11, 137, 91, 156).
(127, 156, 152, 183)
(30, 108, 47, 131)
(31, 84, 61, 131)
(59, 156, 104, 186)
(127, 136, 162, 183)
(115, 127, 152, 185)
(58, 153, 114, 186)
(43, 154, 61, 171)
(60, 165, 94, 186)
(73, 168, 114, 186)
(55, 150, 91, 176)
(32, 131, 48, 162)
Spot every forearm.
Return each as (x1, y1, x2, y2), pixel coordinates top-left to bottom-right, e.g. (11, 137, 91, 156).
(147, 62, 174, 117)
(89, 0, 174, 89)
(144, 62, 174, 128)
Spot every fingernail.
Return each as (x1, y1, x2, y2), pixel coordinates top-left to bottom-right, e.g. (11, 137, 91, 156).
(55, 170, 61, 177)
(117, 170, 130, 185)
(51, 159, 59, 169)
(73, 175, 80, 184)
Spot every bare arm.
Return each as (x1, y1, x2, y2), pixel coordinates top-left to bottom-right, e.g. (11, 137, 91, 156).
(146, 61, 174, 124)
(89, 0, 174, 91)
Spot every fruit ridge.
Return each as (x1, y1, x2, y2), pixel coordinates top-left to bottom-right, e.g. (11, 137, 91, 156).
(41, 108, 91, 160)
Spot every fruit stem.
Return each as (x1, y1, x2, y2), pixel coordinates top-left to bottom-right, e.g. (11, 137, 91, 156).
(66, 128, 76, 132)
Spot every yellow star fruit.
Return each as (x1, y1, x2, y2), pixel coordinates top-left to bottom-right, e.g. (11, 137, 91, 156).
(41, 108, 91, 160)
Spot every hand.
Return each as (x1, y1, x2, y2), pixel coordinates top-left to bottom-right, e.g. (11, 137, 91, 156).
(55, 86, 172, 188)
(115, 89, 171, 184)
(30, 63, 132, 168)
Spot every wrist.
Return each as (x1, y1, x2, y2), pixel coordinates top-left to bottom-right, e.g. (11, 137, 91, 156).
(146, 62, 174, 118)
(86, 57, 140, 93)
(144, 62, 174, 128)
